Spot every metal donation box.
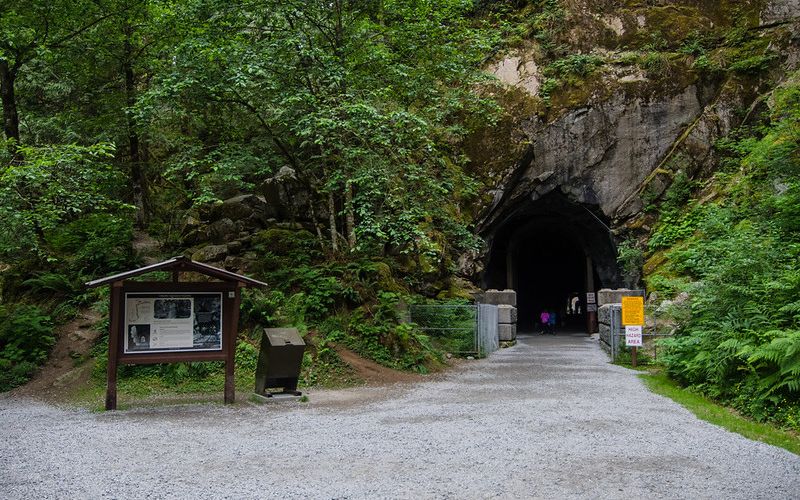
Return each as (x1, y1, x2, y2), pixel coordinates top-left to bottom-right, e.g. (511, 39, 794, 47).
(255, 328, 305, 397)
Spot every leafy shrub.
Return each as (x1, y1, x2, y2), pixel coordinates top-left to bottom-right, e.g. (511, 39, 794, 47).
(648, 206, 704, 251)
(0, 142, 128, 260)
(239, 289, 285, 329)
(235, 341, 259, 373)
(343, 292, 439, 371)
(617, 239, 644, 288)
(728, 53, 777, 74)
(0, 304, 55, 391)
(653, 77, 800, 428)
(45, 213, 136, 277)
(544, 54, 604, 79)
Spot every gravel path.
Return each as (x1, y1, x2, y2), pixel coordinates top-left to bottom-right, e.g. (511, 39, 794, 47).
(2, 333, 799, 499)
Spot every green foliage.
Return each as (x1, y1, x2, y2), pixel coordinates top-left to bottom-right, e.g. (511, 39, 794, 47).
(616, 239, 644, 288)
(137, 0, 497, 260)
(0, 304, 55, 390)
(641, 52, 670, 75)
(727, 53, 778, 74)
(335, 292, 439, 371)
(234, 341, 259, 374)
(648, 171, 703, 251)
(239, 289, 285, 330)
(44, 213, 136, 276)
(648, 206, 705, 251)
(678, 32, 709, 57)
(544, 54, 604, 79)
(650, 75, 800, 429)
(540, 54, 603, 101)
(0, 143, 128, 258)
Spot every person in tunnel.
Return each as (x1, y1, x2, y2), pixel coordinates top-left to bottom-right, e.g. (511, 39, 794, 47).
(548, 309, 557, 335)
(539, 309, 550, 335)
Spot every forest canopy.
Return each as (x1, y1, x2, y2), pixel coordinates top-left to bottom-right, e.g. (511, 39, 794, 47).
(1, 0, 502, 264)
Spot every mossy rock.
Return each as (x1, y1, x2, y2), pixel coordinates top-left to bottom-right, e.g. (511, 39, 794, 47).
(643, 249, 668, 276)
(372, 261, 406, 294)
(252, 228, 317, 256)
(435, 277, 480, 301)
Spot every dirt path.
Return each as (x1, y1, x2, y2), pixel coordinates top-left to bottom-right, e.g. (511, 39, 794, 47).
(11, 309, 101, 402)
(2, 333, 798, 499)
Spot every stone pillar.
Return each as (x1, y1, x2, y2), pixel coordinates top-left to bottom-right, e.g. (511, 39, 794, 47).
(597, 288, 646, 306)
(483, 289, 517, 342)
(597, 288, 646, 354)
(597, 304, 621, 353)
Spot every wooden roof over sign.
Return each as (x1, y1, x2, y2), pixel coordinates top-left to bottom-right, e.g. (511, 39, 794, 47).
(85, 255, 267, 288)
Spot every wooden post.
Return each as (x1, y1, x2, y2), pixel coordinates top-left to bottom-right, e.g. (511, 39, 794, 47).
(585, 255, 597, 334)
(632, 346, 638, 368)
(106, 281, 123, 410)
(224, 285, 243, 404)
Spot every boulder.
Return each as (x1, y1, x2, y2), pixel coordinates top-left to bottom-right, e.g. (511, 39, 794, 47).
(192, 244, 228, 263)
(226, 240, 243, 255)
(213, 194, 276, 224)
(223, 255, 247, 272)
(207, 218, 239, 244)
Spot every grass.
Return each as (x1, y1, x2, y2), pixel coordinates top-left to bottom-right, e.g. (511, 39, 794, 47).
(71, 370, 259, 411)
(640, 371, 800, 456)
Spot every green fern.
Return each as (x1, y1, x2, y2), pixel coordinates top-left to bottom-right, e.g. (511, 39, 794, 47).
(748, 330, 800, 394)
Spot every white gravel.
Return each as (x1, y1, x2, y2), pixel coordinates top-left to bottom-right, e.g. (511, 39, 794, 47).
(2, 333, 799, 499)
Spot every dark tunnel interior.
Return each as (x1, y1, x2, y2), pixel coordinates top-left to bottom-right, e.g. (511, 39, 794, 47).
(513, 224, 597, 329)
(481, 191, 620, 331)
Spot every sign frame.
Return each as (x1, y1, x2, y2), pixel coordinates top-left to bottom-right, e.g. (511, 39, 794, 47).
(115, 282, 235, 366)
(86, 256, 267, 411)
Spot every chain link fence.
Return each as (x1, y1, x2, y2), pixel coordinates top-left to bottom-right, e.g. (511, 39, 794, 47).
(408, 304, 499, 357)
(604, 303, 674, 364)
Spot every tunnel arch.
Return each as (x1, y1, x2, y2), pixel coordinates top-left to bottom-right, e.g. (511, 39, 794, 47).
(480, 190, 621, 330)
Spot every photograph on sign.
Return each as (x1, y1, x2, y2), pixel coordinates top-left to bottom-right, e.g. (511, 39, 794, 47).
(124, 293, 223, 353)
(625, 325, 643, 347)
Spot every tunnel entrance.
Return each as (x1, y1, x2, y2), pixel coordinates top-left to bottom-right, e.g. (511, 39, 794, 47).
(481, 191, 620, 331)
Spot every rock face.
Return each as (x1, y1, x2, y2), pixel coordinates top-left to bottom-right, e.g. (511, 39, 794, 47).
(761, 0, 800, 25)
(467, 1, 800, 285)
(490, 49, 541, 97)
(487, 83, 711, 225)
(476, 1, 800, 228)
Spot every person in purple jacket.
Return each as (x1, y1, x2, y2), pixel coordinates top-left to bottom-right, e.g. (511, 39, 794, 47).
(540, 310, 550, 335)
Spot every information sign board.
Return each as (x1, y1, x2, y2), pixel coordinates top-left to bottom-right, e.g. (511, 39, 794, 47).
(586, 292, 596, 304)
(124, 292, 222, 354)
(621, 296, 644, 325)
(625, 325, 643, 346)
(586, 304, 597, 312)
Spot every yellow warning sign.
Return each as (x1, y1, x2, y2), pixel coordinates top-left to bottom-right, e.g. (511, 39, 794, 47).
(621, 296, 644, 326)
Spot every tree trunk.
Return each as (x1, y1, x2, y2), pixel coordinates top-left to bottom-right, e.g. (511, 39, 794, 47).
(308, 198, 326, 251)
(0, 59, 20, 147)
(123, 31, 149, 227)
(328, 189, 339, 252)
(345, 181, 356, 249)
